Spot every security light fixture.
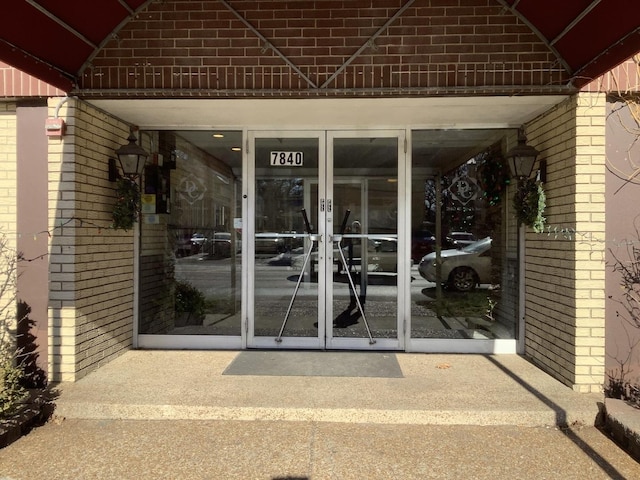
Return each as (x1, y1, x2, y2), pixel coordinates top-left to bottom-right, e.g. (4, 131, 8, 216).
(115, 129, 149, 178)
(506, 128, 539, 180)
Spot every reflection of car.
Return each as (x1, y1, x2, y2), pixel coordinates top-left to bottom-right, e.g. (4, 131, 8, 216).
(212, 232, 241, 257)
(418, 237, 492, 291)
(411, 230, 436, 262)
(292, 237, 398, 273)
(190, 233, 207, 246)
(445, 231, 477, 249)
(175, 233, 195, 257)
(281, 231, 304, 251)
(255, 233, 285, 254)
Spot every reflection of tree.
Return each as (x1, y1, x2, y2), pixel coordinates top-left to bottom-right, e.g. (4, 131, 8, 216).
(256, 178, 304, 231)
(423, 178, 437, 225)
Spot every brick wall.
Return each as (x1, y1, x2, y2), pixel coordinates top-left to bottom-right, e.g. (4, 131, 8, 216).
(0, 102, 17, 348)
(524, 93, 606, 393)
(0, 102, 17, 238)
(80, 0, 569, 95)
(47, 97, 136, 381)
(0, 62, 65, 97)
(583, 56, 640, 94)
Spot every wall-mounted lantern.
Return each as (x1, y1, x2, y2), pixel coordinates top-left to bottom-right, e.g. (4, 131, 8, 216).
(506, 128, 539, 180)
(114, 129, 149, 178)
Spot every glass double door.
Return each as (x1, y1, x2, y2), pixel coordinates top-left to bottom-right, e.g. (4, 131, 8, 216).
(248, 131, 404, 349)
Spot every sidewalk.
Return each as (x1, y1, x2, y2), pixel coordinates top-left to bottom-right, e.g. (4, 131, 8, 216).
(1, 351, 639, 479)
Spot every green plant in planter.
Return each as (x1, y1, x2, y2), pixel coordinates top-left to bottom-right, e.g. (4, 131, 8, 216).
(513, 178, 546, 233)
(175, 281, 206, 326)
(112, 178, 140, 231)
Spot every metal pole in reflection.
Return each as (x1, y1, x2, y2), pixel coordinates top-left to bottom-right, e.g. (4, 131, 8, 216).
(335, 210, 376, 345)
(276, 209, 314, 343)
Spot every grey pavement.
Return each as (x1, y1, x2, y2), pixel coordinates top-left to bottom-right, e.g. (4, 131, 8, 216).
(1, 350, 639, 479)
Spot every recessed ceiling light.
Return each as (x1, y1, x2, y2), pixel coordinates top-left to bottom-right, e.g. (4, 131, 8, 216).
(231, 147, 241, 152)
(212, 133, 224, 138)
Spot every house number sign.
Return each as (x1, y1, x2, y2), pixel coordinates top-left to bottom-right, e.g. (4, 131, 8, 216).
(270, 151, 303, 166)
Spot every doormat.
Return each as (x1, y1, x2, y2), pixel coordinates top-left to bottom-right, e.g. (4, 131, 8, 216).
(222, 351, 404, 378)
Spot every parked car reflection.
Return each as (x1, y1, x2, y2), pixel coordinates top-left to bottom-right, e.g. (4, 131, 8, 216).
(211, 232, 241, 257)
(190, 233, 207, 247)
(255, 232, 286, 254)
(418, 237, 491, 291)
(291, 236, 398, 274)
(445, 231, 477, 249)
(411, 229, 436, 262)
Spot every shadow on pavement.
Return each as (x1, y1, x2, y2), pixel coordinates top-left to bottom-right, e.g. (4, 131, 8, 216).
(486, 356, 627, 480)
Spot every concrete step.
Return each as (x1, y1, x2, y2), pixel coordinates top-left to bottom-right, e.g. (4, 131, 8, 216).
(54, 351, 602, 428)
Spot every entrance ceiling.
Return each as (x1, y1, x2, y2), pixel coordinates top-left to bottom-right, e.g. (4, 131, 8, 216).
(95, 96, 562, 172)
(1, 0, 639, 92)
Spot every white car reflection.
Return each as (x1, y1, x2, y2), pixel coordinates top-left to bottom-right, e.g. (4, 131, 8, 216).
(291, 237, 398, 273)
(418, 237, 492, 291)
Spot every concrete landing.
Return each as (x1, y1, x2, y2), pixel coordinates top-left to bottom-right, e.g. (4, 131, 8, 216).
(54, 351, 602, 427)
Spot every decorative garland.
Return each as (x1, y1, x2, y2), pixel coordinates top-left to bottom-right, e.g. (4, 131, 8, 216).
(513, 178, 546, 233)
(477, 151, 510, 206)
(112, 178, 140, 231)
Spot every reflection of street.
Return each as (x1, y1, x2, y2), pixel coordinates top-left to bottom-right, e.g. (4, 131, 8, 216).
(173, 254, 509, 340)
(174, 255, 240, 298)
(409, 264, 511, 339)
(172, 255, 241, 336)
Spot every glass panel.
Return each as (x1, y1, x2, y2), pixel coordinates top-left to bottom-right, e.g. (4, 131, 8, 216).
(139, 130, 242, 335)
(332, 137, 398, 339)
(254, 138, 319, 337)
(410, 129, 517, 339)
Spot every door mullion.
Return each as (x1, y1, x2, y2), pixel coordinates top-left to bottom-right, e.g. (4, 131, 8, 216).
(322, 130, 332, 346)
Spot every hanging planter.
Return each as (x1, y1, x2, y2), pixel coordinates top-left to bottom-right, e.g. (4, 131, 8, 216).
(112, 178, 140, 231)
(513, 178, 546, 233)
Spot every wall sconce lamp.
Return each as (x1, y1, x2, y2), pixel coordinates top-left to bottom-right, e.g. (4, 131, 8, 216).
(506, 128, 539, 180)
(112, 128, 149, 180)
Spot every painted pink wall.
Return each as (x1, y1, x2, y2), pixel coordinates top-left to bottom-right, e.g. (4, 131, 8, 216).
(605, 99, 640, 385)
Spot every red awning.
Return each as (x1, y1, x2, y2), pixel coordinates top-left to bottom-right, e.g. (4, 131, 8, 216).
(500, 0, 640, 85)
(0, 0, 150, 91)
(1, 0, 639, 92)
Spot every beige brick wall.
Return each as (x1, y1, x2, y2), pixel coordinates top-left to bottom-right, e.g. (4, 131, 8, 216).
(525, 92, 606, 393)
(0, 102, 17, 348)
(0, 102, 17, 237)
(48, 97, 136, 382)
